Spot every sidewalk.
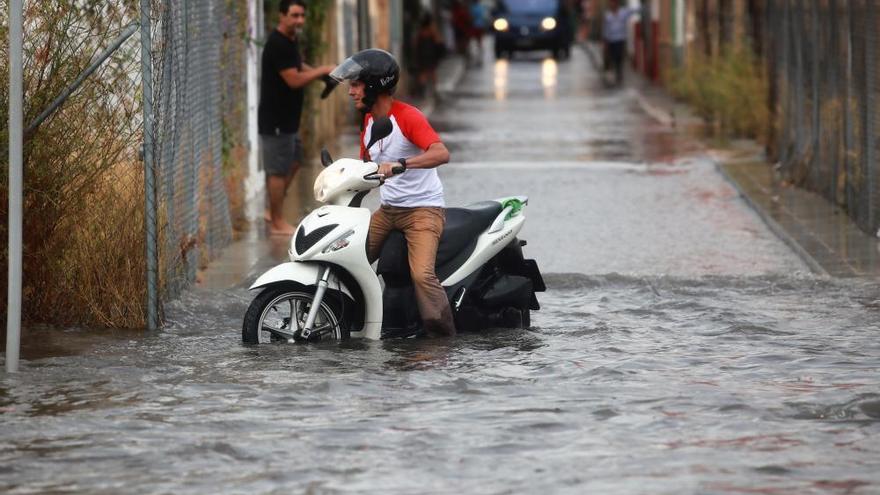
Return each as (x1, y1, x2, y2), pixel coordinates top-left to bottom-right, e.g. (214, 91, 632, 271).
(195, 55, 468, 290)
(580, 41, 880, 278)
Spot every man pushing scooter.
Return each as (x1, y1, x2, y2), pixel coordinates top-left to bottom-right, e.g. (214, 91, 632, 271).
(331, 49, 456, 337)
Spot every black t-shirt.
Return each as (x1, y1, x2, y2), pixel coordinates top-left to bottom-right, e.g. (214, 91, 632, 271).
(258, 30, 304, 135)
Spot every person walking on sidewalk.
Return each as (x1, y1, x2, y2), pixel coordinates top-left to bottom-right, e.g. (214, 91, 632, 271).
(450, 0, 473, 63)
(414, 13, 444, 98)
(330, 49, 457, 338)
(259, 0, 335, 235)
(468, 0, 487, 66)
(602, 0, 637, 87)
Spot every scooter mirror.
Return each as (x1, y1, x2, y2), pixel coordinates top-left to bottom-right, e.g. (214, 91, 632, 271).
(321, 148, 333, 167)
(365, 117, 393, 153)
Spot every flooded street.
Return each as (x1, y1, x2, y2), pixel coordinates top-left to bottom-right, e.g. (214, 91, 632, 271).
(3, 48, 880, 494)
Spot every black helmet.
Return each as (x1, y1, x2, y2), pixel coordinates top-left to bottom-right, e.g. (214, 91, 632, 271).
(330, 49, 400, 110)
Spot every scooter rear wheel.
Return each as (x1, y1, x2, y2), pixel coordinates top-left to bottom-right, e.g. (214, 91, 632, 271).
(242, 283, 349, 343)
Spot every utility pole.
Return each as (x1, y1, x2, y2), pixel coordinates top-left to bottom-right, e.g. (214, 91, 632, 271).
(6, 0, 24, 373)
(140, 0, 159, 330)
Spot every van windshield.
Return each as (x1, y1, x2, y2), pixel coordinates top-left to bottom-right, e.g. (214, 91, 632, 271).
(498, 0, 558, 15)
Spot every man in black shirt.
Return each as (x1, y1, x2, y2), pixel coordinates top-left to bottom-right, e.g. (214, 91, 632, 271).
(259, 0, 334, 235)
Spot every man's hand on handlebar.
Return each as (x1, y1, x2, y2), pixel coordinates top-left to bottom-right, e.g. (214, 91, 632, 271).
(377, 162, 405, 178)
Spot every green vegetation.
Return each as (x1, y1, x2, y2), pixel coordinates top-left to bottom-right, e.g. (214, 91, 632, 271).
(667, 45, 770, 143)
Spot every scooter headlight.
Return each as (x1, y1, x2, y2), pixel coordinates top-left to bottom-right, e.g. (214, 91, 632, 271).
(541, 17, 556, 31)
(494, 18, 509, 32)
(322, 230, 355, 253)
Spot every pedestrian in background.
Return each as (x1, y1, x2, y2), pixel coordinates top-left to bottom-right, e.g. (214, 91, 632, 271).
(469, 0, 487, 66)
(415, 13, 445, 98)
(602, 0, 637, 87)
(259, 0, 335, 235)
(451, 0, 473, 62)
(577, 0, 594, 42)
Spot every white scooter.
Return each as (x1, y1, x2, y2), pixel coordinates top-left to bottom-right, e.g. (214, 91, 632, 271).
(242, 117, 544, 343)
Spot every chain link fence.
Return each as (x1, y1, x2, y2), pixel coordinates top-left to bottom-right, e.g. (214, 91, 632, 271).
(151, 0, 244, 301)
(677, 0, 879, 236)
(1, 0, 246, 327)
(766, 0, 880, 234)
(766, 0, 879, 236)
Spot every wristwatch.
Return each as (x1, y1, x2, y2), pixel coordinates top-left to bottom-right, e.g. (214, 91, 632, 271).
(397, 158, 408, 170)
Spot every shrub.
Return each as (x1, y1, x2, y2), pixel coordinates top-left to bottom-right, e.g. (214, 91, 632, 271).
(667, 44, 770, 142)
(0, 1, 148, 327)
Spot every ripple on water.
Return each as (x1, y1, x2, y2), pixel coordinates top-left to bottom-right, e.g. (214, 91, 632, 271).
(786, 394, 880, 422)
(2, 274, 880, 493)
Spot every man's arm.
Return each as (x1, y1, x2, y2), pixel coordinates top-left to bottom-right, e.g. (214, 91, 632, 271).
(402, 142, 450, 169)
(377, 142, 449, 176)
(279, 65, 334, 89)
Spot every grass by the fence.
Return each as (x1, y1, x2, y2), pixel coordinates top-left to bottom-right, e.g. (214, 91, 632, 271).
(54, 164, 148, 327)
(666, 45, 770, 143)
(1, 3, 149, 328)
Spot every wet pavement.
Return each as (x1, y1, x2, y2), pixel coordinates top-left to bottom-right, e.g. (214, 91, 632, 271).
(719, 160, 880, 278)
(3, 46, 880, 494)
(577, 40, 880, 279)
(428, 50, 806, 276)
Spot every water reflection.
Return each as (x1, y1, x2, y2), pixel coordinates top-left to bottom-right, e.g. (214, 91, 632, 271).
(541, 58, 557, 99)
(494, 59, 508, 101)
(381, 339, 455, 371)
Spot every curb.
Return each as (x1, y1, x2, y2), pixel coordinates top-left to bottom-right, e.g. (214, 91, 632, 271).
(714, 161, 830, 277)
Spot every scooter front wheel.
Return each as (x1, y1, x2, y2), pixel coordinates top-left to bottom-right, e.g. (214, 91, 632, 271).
(242, 283, 349, 343)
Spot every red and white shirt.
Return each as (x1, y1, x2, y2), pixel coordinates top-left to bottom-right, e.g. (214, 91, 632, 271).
(361, 100, 445, 208)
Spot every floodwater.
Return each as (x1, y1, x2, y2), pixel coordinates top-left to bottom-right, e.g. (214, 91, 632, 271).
(3, 275, 879, 494)
(3, 47, 880, 494)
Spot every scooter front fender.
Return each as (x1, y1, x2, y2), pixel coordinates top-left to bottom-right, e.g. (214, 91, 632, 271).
(248, 262, 353, 300)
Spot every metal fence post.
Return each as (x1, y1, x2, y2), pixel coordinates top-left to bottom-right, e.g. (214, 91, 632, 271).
(845, 1, 856, 217)
(780, 0, 791, 168)
(140, 0, 159, 331)
(811, 0, 820, 189)
(829, 0, 839, 202)
(357, 0, 371, 50)
(865, 0, 877, 233)
(6, 0, 24, 373)
(26, 23, 140, 135)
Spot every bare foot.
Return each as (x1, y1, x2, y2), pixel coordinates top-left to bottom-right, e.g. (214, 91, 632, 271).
(268, 220, 296, 236)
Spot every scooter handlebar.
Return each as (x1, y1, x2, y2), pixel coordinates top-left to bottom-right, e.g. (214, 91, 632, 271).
(363, 163, 406, 181)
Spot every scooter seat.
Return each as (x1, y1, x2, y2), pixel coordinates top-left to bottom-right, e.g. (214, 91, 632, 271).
(437, 201, 503, 265)
(377, 201, 502, 278)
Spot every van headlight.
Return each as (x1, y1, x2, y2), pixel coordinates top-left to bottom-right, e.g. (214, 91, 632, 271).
(541, 17, 556, 31)
(494, 18, 509, 32)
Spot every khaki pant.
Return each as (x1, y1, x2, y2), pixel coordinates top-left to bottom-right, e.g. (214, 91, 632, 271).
(368, 205, 456, 337)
